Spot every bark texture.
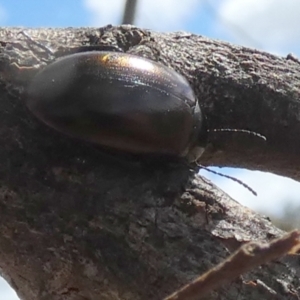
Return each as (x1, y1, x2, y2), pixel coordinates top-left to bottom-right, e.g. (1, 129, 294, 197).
(0, 26, 299, 300)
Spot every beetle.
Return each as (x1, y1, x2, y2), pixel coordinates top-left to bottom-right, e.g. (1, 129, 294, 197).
(27, 51, 208, 163)
(26, 47, 266, 195)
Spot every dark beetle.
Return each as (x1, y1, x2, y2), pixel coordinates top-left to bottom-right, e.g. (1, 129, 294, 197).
(27, 51, 207, 162)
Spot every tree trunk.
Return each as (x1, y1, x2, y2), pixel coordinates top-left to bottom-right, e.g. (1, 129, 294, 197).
(0, 25, 299, 300)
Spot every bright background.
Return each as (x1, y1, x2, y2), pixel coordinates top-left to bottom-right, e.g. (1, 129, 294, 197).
(1, 1, 300, 299)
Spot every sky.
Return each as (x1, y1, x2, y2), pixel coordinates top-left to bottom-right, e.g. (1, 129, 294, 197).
(1, 0, 300, 299)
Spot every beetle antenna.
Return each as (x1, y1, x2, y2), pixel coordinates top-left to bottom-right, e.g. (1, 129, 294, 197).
(208, 129, 266, 141)
(197, 163, 257, 196)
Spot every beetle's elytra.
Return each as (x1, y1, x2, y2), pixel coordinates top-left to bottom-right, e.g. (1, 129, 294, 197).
(27, 51, 207, 162)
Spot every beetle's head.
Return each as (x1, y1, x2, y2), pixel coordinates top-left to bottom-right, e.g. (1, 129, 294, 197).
(185, 102, 208, 163)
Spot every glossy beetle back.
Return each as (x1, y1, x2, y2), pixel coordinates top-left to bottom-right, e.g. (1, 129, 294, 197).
(27, 51, 205, 160)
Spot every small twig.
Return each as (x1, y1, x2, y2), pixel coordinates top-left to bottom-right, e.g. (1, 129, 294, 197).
(164, 230, 300, 300)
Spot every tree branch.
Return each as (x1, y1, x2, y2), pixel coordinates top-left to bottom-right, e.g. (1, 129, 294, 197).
(0, 25, 299, 300)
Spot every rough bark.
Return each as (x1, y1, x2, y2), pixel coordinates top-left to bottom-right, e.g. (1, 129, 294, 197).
(0, 25, 299, 300)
